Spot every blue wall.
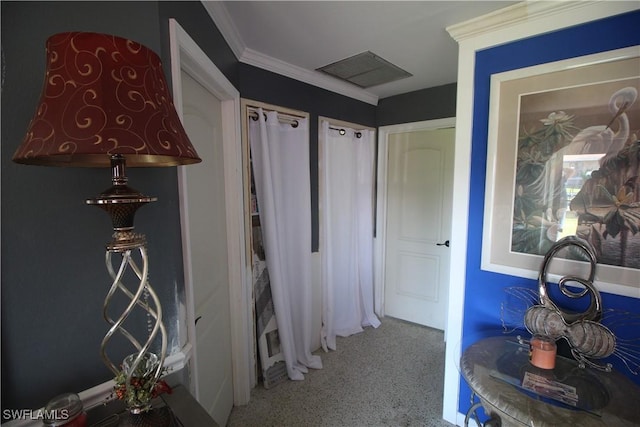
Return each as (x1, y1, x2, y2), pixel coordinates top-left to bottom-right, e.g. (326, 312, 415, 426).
(460, 9, 640, 415)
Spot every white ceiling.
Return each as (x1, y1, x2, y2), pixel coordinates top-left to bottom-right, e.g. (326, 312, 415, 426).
(202, 1, 519, 105)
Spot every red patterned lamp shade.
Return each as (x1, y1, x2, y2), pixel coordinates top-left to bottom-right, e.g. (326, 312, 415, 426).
(13, 32, 200, 167)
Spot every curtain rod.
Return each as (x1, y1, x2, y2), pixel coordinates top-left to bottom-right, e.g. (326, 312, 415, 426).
(248, 108, 364, 138)
(248, 108, 302, 128)
(330, 127, 362, 138)
(322, 118, 366, 138)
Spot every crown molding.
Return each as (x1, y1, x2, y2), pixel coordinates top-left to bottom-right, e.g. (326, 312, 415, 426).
(201, 0, 245, 59)
(446, 1, 638, 43)
(200, 1, 378, 105)
(240, 48, 379, 105)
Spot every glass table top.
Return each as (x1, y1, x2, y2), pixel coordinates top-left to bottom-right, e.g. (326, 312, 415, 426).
(460, 336, 640, 427)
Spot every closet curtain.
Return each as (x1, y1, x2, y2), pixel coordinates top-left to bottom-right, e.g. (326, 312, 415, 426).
(320, 121, 381, 351)
(249, 109, 322, 380)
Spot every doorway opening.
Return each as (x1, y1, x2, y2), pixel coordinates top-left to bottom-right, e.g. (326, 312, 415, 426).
(169, 19, 251, 422)
(375, 118, 456, 332)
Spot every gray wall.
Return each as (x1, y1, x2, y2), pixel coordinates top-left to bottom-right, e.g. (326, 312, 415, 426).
(377, 83, 457, 126)
(0, 0, 232, 412)
(1, 0, 456, 412)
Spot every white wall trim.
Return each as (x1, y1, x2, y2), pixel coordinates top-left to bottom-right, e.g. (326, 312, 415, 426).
(200, 1, 379, 106)
(447, 1, 596, 42)
(441, 2, 638, 425)
(241, 48, 379, 106)
(318, 115, 376, 132)
(447, 1, 639, 49)
(374, 118, 456, 319)
(169, 18, 252, 406)
(200, 0, 245, 59)
(168, 20, 199, 400)
(441, 39, 474, 424)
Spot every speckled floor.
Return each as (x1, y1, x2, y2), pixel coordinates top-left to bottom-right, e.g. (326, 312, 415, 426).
(226, 317, 456, 427)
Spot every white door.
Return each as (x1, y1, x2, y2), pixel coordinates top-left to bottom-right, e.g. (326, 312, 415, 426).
(180, 70, 234, 424)
(382, 125, 454, 330)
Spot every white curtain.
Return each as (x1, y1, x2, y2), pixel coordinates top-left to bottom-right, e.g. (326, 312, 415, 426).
(320, 121, 381, 351)
(249, 109, 322, 380)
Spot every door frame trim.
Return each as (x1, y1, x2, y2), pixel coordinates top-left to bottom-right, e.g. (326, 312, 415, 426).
(374, 117, 456, 320)
(169, 19, 251, 406)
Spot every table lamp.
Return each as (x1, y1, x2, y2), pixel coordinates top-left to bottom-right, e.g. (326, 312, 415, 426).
(12, 32, 201, 410)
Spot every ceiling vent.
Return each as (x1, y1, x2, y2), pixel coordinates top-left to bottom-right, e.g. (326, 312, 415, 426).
(316, 51, 412, 88)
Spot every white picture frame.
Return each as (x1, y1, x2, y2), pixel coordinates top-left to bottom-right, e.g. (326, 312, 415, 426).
(482, 46, 640, 298)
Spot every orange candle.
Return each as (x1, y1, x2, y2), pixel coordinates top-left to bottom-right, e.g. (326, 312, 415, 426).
(530, 335, 557, 369)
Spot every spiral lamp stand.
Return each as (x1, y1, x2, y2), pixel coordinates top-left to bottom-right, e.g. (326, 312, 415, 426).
(87, 154, 167, 404)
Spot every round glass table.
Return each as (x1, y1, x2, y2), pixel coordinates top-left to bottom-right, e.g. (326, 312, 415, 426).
(460, 336, 640, 427)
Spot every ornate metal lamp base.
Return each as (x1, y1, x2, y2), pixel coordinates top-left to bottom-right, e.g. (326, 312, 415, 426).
(87, 155, 167, 401)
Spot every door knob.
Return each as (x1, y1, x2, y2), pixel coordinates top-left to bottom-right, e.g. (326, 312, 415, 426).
(436, 240, 450, 247)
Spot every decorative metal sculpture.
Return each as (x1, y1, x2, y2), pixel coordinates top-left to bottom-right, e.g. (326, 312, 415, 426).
(502, 236, 640, 374)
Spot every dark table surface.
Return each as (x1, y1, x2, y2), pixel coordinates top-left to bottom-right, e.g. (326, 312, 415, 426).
(86, 384, 219, 427)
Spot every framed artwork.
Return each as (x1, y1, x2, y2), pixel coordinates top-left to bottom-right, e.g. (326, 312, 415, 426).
(482, 46, 640, 297)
